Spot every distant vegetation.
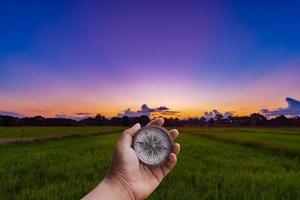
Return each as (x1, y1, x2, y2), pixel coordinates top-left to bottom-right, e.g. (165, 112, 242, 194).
(0, 113, 300, 127)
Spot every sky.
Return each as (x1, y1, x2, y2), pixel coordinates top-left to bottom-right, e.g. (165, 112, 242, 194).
(0, 0, 300, 118)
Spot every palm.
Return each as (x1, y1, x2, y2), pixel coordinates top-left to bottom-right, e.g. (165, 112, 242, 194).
(117, 144, 165, 199)
(109, 119, 180, 200)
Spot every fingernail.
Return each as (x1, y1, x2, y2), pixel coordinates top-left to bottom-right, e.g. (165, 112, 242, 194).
(133, 123, 141, 129)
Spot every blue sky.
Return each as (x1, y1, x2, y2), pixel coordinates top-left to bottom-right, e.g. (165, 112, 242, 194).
(0, 0, 300, 118)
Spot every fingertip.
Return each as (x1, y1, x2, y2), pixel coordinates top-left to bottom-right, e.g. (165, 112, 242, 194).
(173, 143, 180, 155)
(133, 123, 141, 129)
(169, 153, 177, 163)
(148, 118, 164, 126)
(124, 123, 141, 137)
(162, 153, 177, 175)
(169, 129, 179, 139)
(131, 123, 141, 136)
(157, 118, 164, 125)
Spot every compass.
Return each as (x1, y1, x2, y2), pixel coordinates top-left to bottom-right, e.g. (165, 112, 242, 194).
(132, 125, 173, 166)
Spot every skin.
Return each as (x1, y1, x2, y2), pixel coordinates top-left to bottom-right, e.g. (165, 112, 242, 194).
(82, 118, 181, 200)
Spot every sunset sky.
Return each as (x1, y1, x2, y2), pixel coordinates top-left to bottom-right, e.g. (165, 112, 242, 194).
(1, 0, 300, 118)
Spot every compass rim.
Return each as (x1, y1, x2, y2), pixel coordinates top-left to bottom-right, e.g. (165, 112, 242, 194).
(132, 125, 174, 166)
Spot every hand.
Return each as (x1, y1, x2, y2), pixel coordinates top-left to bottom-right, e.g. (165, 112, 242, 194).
(82, 118, 180, 200)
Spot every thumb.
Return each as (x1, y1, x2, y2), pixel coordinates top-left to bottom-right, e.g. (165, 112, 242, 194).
(124, 123, 141, 137)
(119, 123, 141, 147)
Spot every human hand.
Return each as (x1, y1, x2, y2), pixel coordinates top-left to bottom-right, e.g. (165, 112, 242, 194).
(82, 118, 180, 200)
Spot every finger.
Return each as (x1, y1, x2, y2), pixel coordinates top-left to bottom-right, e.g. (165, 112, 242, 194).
(119, 123, 141, 147)
(123, 123, 141, 137)
(161, 153, 177, 176)
(169, 129, 179, 139)
(147, 118, 164, 126)
(173, 143, 180, 155)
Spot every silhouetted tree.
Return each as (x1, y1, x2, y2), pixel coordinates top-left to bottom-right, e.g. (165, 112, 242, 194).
(121, 116, 131, 126)
(198, 117, 206, 127)
(1, 113, 300, 127)
(208, 118, 214, 127)
(232, 116, 251, 126)
(292, 117, 300, 126)
(250, 113, 268, 126)
(1, 116, 18, 126)
(269, 115, 291, 126)
(137, 115, 150, 126)
(215, 114, 225, 126)
(110, 117, 122, 126)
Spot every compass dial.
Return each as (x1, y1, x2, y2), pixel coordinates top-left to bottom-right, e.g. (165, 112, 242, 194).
(133, 125, 173, 166)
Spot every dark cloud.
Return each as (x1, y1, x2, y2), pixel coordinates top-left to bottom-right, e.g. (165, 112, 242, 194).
(204, 109, 221, 119)
(261, 97, 300, 117)
(75, 112, 92, 116)
(224, 111, 234, 118)
(55, 114, 70, 118)
(0, 111, 24, 118)
(160, 110, 180, 115)
(156, 106, 169, 111)
(117, 109, 143, 118)
(204, 109, 234, 119)
(141, 104, 156, 113)
(117, 104, 179, 117)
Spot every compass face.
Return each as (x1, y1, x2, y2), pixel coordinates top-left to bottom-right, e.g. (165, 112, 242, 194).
(133, 125, 173, 166)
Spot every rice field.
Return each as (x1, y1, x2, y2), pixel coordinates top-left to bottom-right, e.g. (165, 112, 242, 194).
(1, 127, 300, 200)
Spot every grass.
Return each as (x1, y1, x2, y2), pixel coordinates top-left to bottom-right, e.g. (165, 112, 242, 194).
(181, 127, 300, 156)
(1, 127, 300, 199)
(0, 127, 124, 138)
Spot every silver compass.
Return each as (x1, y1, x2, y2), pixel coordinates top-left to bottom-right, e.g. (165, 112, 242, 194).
(132, 125, 173, 166)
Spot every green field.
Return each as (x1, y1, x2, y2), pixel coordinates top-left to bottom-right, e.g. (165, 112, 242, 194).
(0, 127, 124, 138)
(1, 127, 300, 200)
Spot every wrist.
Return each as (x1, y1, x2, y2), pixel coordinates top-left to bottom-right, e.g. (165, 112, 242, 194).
(82, 175, 135, 200)
(104, 175, 135, 200)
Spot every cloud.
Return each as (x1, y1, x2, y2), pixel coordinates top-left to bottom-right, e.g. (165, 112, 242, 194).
(55, 114, 90, 121)
(159, 110, 180, 115)
(204, 109, 234, 119)
(117, 104, 179, 118)
(156, 106, 169, 111)
(55, 114, 70, 118)
(224, 111, 234, 118)
(260, 97, 300, 117)
(117, 109, 143, 118)
(75, 112, 92, 116)
(0, 111, 24, 118)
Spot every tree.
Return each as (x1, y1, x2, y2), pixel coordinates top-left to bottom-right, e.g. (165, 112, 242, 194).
(270, 115, 291, 126)
(121, 116, 131, 126)
(250, 113, 267, 126)
(215, 114, 225, 126)
(232, 116, 251, 126)
(208, 118, 214, 127)
(138, 115, 150, 126)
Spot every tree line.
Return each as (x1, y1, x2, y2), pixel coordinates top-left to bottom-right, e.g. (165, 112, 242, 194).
(0, 113, 300, 127)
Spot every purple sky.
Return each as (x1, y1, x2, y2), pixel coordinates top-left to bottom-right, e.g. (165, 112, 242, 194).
(0, 0, 300, 118)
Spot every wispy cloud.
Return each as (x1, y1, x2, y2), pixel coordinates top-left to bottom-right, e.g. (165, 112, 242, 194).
(261, 97, 300, 117)
(55, 114, 90, 121)
(117, 104, 179, 118)
(156, 106, 169, 111)
(75, 112, 92, 116)
(0, 111, 24, 118)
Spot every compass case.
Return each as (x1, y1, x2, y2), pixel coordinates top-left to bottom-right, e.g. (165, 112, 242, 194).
(132, 125, 174, 166)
